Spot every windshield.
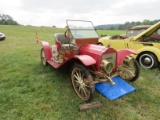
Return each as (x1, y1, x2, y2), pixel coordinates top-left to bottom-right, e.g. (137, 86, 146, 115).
(67, 20, 99, 39)
(127, 29, 146, 37)
(155, 28, 160, 35)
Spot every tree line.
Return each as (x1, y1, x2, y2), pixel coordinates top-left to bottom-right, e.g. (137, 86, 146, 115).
(0, 14, 20, 25)
(95, 19, 160, 30)
(0, 14, 160, 29)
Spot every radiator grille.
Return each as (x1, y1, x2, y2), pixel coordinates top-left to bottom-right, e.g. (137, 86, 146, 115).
(102, 53, 116, 68)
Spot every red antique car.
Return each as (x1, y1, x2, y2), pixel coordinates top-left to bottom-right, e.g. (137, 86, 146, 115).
(40, 20, 140, 102)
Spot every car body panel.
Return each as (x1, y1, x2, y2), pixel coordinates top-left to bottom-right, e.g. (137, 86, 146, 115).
(79, 43, 118, 71)
(99, 37, 130, 50)
(73, 55, 96, 66)
(135, 46, 160, 61)
(41, 41, 52, 61)
(117, 49, 138, 66)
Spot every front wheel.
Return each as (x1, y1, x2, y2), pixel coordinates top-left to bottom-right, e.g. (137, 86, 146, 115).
(41, 48, 48, 65)
(71, 64, 94, 102)
(119, 59, 140, 82)
(139, 53, 158, 69)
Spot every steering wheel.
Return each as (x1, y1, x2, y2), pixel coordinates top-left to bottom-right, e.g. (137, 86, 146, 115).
(64, 29, 76, 51)
(64, 29, 73, 40)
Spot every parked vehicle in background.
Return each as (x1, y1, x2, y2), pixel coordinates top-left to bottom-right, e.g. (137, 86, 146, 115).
(127, 25, 160, 39)
(40, 20, 140, 102)
(98, 22, 160, 69)
(0, 32, 5, 40)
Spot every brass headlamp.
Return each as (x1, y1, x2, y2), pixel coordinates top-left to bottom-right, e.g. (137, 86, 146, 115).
(100, 60, 113, 73)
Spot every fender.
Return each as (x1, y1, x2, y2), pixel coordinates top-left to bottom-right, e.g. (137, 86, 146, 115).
(136, 46, 160, 62)
(74, 55, 96, 66)
(98, 37, 110, 45)
(41, 41, 52, 61)
(117, 49, 138, 66)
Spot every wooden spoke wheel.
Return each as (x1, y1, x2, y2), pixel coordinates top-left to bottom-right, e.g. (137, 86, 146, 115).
(41, 48, 47, 65)
(71, 64, 94, 102)
(120, 59, 140, 82)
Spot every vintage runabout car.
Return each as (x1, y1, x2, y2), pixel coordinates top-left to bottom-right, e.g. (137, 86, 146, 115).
(0, 32, 5, 40)
(98, 22, 160, 69)
(40, 20, 140, 102)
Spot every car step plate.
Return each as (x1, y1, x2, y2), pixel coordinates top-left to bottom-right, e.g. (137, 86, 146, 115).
(95, 76, 136, 100)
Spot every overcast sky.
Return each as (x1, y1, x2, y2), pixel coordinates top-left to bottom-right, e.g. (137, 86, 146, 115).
(0, 0, 159, 27)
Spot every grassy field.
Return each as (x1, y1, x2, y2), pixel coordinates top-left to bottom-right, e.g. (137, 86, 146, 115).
(0, 25, 160, 120)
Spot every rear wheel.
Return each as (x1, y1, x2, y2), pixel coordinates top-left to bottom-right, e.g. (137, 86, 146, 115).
(71, 64, 94, 102)
(41, 48, 48, 65)
(119, 59, 140, 82)
(139, 53, 158, 69)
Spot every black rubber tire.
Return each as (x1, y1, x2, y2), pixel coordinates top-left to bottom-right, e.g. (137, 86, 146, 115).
(71, 64, 94, 102)
(139, 53, 158, 69)
(129, 60, 140, 82)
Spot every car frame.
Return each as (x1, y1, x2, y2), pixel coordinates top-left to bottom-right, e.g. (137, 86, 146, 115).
(40, 20, 140, 102)
(98, 22, 160, 69)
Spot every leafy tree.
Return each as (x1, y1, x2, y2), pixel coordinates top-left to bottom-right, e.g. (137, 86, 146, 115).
(110, 26, 115, 30)
(0, 14, 20, 25)
(95, 19, 160, 30)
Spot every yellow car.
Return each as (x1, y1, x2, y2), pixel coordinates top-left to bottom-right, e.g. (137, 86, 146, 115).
(98, 21, 160, 69)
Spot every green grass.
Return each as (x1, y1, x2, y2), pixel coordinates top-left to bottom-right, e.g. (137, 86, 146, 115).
(0, 25, 160, 120)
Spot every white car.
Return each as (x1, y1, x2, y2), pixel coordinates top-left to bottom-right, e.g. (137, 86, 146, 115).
(0, 32, 6, 40)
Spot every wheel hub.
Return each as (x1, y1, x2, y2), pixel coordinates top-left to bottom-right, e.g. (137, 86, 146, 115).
(77, 77, 85, 89)
(144, 57, 151, 65)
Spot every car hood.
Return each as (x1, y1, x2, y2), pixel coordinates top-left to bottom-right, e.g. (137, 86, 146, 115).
(132, 21, 160, 41)
(79, 43, 109, 56)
